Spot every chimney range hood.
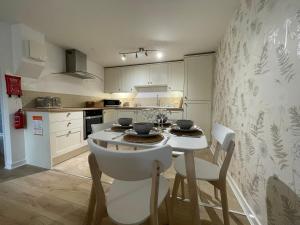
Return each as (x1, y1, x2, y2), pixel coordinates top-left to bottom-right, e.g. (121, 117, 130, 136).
(56, 49, 97, 79)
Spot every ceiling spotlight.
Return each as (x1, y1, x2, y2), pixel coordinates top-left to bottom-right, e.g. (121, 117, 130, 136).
(121, 54, 126, 61)
(156, 51, 163, 59)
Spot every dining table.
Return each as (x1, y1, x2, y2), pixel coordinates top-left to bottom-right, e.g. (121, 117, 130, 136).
(88, 126, 208, 225)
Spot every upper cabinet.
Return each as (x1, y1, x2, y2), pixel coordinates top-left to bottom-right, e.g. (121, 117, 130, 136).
(104, 61, 185, 93)
(148, 63, 168, 85)
(184, 54, 214, 101)
(168, 61, 184, 91)
(104, 67, 121, 93)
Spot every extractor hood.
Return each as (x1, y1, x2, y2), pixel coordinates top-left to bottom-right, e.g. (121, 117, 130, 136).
(57, 49, 97, 79)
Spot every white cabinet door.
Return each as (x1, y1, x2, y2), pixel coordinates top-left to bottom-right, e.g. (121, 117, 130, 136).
(120, 67, 135, 92)
(103, 109, 117, 123)
(104, 68, 121, 93)
(132, 65, 149, 87)
(50, 127, 83, 157)
(148, 63, 168, 85)
(116, 110, 136, 122)
(168, 61, 184, 91)
(184, 101, 211, 141)
(184, 54, 214, 101)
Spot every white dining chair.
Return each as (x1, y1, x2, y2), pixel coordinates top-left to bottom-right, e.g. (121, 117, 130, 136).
(172, 123, 235, 225)
(91, 122, 119, 150)
(84, 138, 174, 225)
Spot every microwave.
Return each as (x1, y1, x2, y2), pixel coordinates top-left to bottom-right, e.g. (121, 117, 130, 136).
(103, 99, 121, 107)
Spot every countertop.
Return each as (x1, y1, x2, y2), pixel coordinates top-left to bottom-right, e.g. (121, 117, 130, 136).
(23, 106, 184, 112)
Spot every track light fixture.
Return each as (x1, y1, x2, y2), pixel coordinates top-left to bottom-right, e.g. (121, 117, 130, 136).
(120, 48, 162, 60)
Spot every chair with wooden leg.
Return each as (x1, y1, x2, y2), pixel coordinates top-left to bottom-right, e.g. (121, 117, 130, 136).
(84, 138, 174, 225)
(91, 122, 119, 150)
(172, 123, 235, 225)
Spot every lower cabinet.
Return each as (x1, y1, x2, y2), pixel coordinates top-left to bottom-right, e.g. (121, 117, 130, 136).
(116, 110, 137, 122)
(184, 101, 211, 141)
(103, 109, 118, 123)
(25, 111, 84, 169)
(50, 127, 83, 157)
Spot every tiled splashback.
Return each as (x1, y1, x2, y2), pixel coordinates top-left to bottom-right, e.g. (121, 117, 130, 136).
(112, 91, 183, 108)
(22, 90, 183, 108)
(22, 90, 111, 108)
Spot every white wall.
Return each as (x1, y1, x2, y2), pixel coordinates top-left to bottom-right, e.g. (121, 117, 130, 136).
(22, 41, 105, 96)
(0, 22, 105, 169)
(0, 22, 25, 169)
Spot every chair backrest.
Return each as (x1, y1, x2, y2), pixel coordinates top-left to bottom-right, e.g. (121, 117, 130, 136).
(212, 123, 235, 151)
(87, 138, 172, 181)
(211, 123, 235, 181)
(91, 121, 115, 133)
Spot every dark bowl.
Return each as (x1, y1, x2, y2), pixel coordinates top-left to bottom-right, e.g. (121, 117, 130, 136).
(176, 120, 194, 130)
(133, 122, 154, 135)
(118, 118, 133, 126)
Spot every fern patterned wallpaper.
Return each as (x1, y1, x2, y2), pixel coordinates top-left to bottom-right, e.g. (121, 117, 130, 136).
(212, 0, 300, 224)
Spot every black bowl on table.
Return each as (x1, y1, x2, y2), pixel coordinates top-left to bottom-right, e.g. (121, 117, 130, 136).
(118, 118, 133, 126)
(176, 120, 194, 130)
(133, 122, 154, 135)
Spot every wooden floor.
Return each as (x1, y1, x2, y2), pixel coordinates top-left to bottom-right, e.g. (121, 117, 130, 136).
(0, 146, 251, 225)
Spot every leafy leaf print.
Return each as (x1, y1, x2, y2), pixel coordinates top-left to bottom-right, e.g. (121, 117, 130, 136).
(281, 195, 300, 224)
(251, 111, 264, 139)
(245, 133, 255, 161)
(276, 44, 296, 82)
(255, 42, 269, 75)
(289, 106, 300, 136)
(271, 124, 288, 170)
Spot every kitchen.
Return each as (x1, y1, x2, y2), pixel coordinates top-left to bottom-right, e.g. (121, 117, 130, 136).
(0, 1, 300, 225)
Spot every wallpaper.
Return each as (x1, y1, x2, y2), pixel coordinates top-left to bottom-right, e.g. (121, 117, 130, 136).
(212, 0, 300, 224)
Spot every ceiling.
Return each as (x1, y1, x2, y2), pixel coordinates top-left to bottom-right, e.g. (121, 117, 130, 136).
(0, 0, 239, 67)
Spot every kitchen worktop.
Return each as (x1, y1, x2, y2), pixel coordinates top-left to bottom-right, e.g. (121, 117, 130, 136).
(23, 106, 184, 112)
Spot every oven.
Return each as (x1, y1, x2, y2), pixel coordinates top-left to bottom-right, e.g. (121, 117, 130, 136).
(83, 109, 103, 139)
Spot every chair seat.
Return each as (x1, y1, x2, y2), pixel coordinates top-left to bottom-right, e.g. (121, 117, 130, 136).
(107, 176, 169, 225)
(174, 155, 220, 181)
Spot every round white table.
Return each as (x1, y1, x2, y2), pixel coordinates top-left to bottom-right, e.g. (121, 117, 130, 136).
(89, 129, 208, 225)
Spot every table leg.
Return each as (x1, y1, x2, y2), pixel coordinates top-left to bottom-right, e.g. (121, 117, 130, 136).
(184, 151, 201, 225)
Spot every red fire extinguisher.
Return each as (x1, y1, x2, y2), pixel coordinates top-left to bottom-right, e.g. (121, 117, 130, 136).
(14, 109, 25, 129)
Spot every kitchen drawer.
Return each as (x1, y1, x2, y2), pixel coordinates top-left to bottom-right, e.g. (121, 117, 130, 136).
(50, 128, 83, 157)
(49, 111, 83, 122)
(50, 118, 83, 133)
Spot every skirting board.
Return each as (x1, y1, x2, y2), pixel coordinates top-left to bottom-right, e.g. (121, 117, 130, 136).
(5, 159, 26, 169)
(210, 148, 262, 225)
(226, 173, 262, 225)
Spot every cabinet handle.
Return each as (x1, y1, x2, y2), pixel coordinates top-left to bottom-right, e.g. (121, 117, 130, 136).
(184, 96, 187, 99)
(66, 112, 71, 117)
(67, 122, 72, 126)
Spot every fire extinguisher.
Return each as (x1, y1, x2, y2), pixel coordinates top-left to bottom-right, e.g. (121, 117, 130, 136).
(14, 109, 25, 129)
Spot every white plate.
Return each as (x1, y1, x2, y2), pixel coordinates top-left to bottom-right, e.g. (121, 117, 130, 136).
(125, 129, 160, 137)
(171, 125, 201, 132)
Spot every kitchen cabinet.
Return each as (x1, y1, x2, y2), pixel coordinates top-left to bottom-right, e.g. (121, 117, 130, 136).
(104, 67, 121, 93)
(104, 61, 184, 93)
(116, 110, 137, 122)
(148, 63, 168, 85)
(184, 54, 214, 101)
(25, 111, 84, 169)
(103, 109, 117, 123)
(168, 61, 184, 91)
(184, 101, 211, 141)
